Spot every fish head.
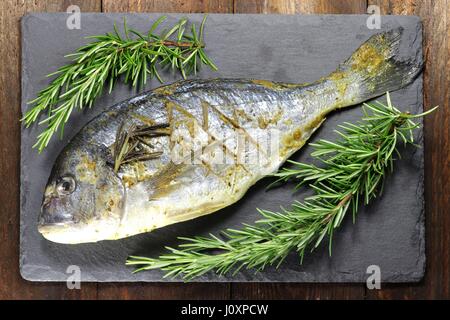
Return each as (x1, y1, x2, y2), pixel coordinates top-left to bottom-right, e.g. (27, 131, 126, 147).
(38, 142, 125, 244)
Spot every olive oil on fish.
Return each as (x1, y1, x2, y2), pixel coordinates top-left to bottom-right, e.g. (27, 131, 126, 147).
(38, 28, 422, 243)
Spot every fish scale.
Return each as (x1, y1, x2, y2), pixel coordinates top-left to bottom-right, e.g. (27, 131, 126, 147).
(37, 28, 423, 243)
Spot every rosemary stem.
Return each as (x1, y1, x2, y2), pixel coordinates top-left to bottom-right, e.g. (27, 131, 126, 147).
(322, 193, 352, 224)
(159, 40, 204, 48)
(23, 15, 216, 152)
(126, 94, 437, 280)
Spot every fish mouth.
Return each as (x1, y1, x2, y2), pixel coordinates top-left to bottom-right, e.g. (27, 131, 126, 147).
(37, 216, 121, 244)
(39, 194, 76, 227)
(37, 221, 85, 244)
(37, 222, 73, 235)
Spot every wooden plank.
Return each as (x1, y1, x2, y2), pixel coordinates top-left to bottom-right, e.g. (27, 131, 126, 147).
(98, 0, 234, 300)
(234, 0, 367, 14)
(0, 0, 101, 299)
(231, 283, 367, 300)
(97, 283, 229, 300)
(231, 0, 367, 300)
(2, 0, 446, 300)
(367, 0, 449, 300)
(102, 0, 234, 13)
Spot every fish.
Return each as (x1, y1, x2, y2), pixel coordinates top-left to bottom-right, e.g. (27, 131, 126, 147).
(37, 28, 422, 244)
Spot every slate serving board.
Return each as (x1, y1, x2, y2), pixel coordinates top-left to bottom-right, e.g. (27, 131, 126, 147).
(20, 13, 424, 282)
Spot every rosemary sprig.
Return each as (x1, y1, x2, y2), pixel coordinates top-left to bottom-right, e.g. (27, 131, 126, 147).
(22, 15, 217, 153)
(126, 93, 437, 280)
(113, 121, 169, 173)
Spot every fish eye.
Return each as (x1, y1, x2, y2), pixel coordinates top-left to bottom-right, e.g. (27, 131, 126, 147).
(56, 175, 76, 195)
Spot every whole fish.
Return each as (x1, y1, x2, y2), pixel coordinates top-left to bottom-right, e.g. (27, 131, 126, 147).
(38, 28, 421, 243)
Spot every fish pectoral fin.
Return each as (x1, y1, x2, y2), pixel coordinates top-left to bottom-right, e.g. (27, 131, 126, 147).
(163, 201, 230, 224)
(148, 162, 188, 200)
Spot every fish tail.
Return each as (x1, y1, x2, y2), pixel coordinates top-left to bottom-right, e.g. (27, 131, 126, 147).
(329, 27, 422, 104)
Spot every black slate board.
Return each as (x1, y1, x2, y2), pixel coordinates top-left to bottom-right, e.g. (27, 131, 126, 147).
(20, 13, 425, 282)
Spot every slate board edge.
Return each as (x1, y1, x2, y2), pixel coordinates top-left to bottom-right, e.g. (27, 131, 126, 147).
(19, 13, 425, 283)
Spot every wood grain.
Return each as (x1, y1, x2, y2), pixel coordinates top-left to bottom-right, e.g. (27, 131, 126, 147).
(102, 0, 234, 13)
(367, 0, 449, 300)
(0, 0, 448, 299)
(231, 0, 368, 300)
(99, 0, 234, 300)
(0, 0, 101, 300)
(97, 283, 230, 299)
(234, 0, 366, 14)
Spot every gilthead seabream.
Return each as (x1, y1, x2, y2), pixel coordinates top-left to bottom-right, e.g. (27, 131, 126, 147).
(38, 28, 422, 243)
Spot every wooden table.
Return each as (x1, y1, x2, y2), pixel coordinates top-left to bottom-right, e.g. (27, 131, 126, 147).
(0, 0, 448, 300)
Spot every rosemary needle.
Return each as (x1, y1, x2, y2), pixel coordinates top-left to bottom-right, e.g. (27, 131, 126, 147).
(126, 93, 437, 280)
(22, 15, 217, 153)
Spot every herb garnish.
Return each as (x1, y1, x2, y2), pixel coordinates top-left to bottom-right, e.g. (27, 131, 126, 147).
(22, 15, 217, 152)
(113, 122, 169, 173)
(126, 93, 437, 280)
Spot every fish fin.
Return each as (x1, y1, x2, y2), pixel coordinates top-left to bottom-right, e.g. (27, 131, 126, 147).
(332, 27, 422, 103)
(148, 162, 187, 200)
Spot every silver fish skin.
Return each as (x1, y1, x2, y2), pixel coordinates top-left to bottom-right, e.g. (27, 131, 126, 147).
(38, 28, 421, 243)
